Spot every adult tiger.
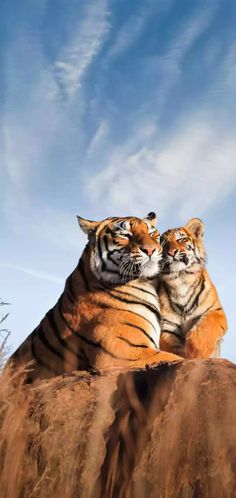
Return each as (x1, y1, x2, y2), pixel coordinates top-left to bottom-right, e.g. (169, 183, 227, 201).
(159, 218, 227, 359)
(9, 213, 182, 382)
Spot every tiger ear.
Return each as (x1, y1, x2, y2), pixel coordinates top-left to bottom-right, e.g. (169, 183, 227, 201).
(77, 216, 101, 236)
(185, 218, 204, 239)
(145, 211, 157, 226)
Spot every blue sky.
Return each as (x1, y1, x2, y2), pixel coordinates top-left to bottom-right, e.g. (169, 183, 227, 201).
(1, 0, 236, 360)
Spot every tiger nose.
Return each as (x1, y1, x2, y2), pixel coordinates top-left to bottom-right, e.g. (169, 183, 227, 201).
(167, 247, 178, 257)
(141, 246, 156, 257)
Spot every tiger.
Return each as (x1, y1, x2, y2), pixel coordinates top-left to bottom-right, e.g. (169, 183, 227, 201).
(158, 218, 227, 359)
(9, 212, 182, 382)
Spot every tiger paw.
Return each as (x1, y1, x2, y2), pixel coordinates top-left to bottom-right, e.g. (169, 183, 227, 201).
(154, 351, 184, 364)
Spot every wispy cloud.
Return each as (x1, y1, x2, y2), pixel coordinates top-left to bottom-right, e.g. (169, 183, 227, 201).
(54, 0, 110, 98)
(0, 264, 64, 284)
(85, 114, 236, 220)
(106, 1, 156, 61)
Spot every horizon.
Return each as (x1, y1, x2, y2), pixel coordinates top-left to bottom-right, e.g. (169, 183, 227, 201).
(1, 0, 236, 361)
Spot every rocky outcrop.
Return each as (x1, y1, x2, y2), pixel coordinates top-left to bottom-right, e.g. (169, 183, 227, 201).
(1, 359, 236, 498)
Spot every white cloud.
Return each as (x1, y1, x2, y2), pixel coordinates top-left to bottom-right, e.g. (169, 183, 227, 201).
(54, 0, 110, 97)
(85, 115, 236, 220)
(86, 120, 109, 158)
(0, 263, 64, 284)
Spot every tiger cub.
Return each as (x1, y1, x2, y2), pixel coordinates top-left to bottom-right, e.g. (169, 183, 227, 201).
(159, 218, 227, 359)
(10, 212, 182, 382)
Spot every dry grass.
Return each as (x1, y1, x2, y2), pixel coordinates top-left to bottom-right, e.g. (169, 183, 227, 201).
(1, 358, 236, 498)
(0, 358, 117, 498)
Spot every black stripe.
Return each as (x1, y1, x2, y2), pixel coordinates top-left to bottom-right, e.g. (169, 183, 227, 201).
(171, 279, 200, 313)
(162, 281, 181, 315)
(31, 334, 56, 373)
(120, 321, 158, 349)
(162, 317, 181, 328)
(186, 278, 203, 295)
(37, 325, 65, 361)
(97, 280, 157, 299)
(78, 258, 89, 290)
(191, 303, 216, 324)
(194, 247, 202, 264)
(103, 235, 109, 253)
(161, 330, 184, 342)
(97, 237, 103, 262)
(106, 240, 120, 266)
(109, 256, 119, 267)
(95, 300, 158, 335)
(55, 297, 76, 334)
(117, 336, 148, 348)
(47, 305, 85, 362)
(177, 279, 201, 311)
(102, 264, 120, 274)
(127, 284, 157, 298)
(55, 297, 139, 362)
(66, 274, 77, 304)
(107, 248, 122, 256)
(186, 276, 205, 315)
(215, 307, 223, 311)
(104, 235, 123, 266)
(74, 330, 139, 361)
(109, 217, 120, 222)
(105, 226, 114, 235)
(105, 289, 161, 322)
(66, 287, 74, 305)
(184, 270, 199, 275)
(163, 277, 203, 316)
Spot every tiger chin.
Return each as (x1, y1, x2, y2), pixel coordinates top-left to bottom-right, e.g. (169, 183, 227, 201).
(8, 212, 183, 383)
(158, 218, 227, 359)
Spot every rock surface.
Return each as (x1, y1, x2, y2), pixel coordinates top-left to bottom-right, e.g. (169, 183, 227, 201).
(1, 359, 236, 498)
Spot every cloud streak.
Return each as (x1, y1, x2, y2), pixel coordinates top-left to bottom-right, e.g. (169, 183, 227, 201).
(54, 0, 110, 98)
(0, 264, 64, 285)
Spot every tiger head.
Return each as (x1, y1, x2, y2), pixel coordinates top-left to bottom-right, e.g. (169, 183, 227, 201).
(77, 212, 162, 283)
(161, 218, 206, 274)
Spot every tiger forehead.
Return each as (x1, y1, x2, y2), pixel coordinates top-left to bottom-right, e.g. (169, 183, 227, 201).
(162, 228, 191, 241)
(104, 218, 156, 234)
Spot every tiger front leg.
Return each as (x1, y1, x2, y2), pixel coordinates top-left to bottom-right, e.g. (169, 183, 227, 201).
(185, 309, 227, 359)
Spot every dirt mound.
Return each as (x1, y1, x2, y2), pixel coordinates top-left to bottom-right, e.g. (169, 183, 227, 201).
(1, 359, 236, 498)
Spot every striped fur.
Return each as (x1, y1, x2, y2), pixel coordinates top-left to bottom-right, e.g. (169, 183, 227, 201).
(9, 214, 182, 382)
(159, 218, 227, 359)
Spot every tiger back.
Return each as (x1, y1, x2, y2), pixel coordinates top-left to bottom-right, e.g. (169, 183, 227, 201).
(9, 212, 182, 382)
(159, 218, 227, 359)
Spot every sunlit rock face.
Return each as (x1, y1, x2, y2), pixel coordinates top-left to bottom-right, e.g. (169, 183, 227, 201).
(1, 359, 236, 498)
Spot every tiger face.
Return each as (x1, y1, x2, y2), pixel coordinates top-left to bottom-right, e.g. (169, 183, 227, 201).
(77, 212, 162, 283)
(161, 218, 206, 273)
